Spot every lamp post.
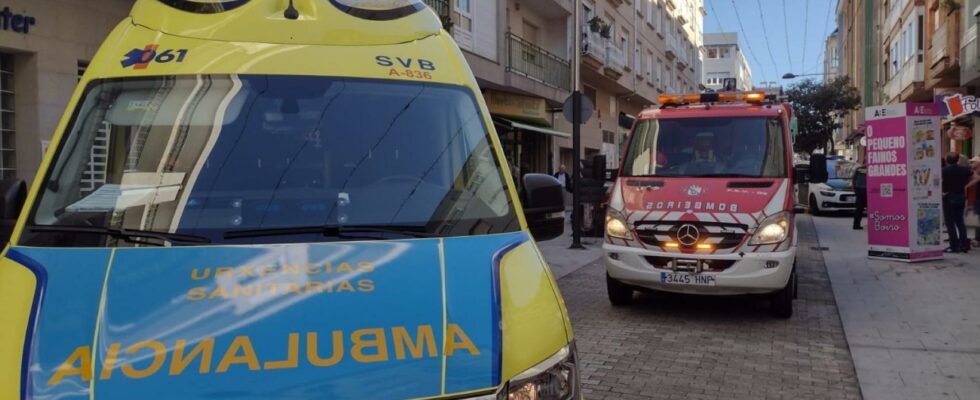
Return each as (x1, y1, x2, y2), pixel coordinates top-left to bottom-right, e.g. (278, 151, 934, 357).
(570, 0, 585, 250)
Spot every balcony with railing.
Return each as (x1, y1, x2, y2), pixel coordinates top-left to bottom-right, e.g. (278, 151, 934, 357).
(883, 56, 924, 102)
(421, 0, 452, 30)
(664, 34, 678, 60)
(929, 15, 960, 80)
(961, 14, 980, 86)
(932, 24, 948, 67)
(506, 33, 572, 91)
(582, 31, 607, 69)
(604, 44, 627, 79)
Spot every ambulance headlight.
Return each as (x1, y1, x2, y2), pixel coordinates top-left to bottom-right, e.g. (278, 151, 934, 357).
(499, 345, 579, 400)
(749, 212, 792, 245)
(606, 209, 633, 240)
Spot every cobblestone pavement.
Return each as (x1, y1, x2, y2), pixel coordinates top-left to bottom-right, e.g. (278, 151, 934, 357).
(556, 215, 863, 400)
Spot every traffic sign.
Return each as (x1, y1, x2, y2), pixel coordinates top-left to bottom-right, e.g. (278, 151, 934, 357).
(563, 94, 594, 124)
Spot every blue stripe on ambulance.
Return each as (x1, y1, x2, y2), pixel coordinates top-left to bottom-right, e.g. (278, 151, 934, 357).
(9, 248, 113, 400)
(443, 232, 527, 393)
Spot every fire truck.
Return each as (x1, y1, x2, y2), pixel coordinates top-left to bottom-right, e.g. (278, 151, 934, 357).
(604, 91, 799, 318)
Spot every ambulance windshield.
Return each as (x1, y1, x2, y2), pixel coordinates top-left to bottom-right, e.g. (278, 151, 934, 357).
(622, 117, 788, 178)
(23, 75, 518, 247)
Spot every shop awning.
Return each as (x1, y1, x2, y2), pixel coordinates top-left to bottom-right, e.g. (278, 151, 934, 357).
(493, 117, 571, 139)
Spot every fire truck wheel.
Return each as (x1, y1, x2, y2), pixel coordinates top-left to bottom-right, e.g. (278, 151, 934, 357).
(606, 274, 634, 306)
(770, 270, 795, 319)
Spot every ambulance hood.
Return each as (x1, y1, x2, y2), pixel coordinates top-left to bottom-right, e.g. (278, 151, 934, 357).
(611, 177, 791, 227)
(11, 232, 534, 399)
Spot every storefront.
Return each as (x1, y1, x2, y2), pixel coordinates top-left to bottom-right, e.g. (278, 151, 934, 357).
(0, 0, 133, 183)
(485, 90, 569, 181)
(939, 94, 978, 158)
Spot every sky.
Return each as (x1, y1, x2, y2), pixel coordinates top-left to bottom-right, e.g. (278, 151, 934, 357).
(703, 0, 838, 88)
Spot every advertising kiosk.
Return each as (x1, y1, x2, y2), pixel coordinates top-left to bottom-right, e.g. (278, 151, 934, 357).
(864, 103, 944, 262)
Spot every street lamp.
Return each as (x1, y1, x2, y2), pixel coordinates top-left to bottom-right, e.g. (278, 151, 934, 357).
(782, 72, 830, 79)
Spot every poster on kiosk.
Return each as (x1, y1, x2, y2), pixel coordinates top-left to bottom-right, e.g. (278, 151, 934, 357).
(864, 103, 944, 262)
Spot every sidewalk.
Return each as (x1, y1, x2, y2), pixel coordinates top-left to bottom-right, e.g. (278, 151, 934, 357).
(812, 215, 980, 400)
(536, 219, 604, 280)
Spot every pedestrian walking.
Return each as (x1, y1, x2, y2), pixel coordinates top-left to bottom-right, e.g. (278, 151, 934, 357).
(966, 156, 980, 247)
(852, 162, 868, 230)
(553, 164, 572, 193)
(942, 153, 973, 253)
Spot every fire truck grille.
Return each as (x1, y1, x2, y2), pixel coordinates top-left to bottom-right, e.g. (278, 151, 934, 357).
(634, 222, 749, 251)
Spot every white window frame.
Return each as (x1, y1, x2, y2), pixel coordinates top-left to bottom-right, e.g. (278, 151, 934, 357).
(454, 0, 472, 33)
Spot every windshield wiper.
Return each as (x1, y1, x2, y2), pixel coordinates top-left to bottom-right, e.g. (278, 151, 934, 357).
(28, 225, 211, 245)
(223, 225, 435, 240)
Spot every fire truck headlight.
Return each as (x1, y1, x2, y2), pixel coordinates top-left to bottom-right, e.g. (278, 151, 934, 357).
(749, 212, 791, 245)
(606, 210, 633, 240)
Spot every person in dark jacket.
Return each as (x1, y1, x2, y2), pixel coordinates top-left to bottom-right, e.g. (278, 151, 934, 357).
(942, 153, 973, 253)
(852, 163, 868, 230)
(553, 164, 572, 193)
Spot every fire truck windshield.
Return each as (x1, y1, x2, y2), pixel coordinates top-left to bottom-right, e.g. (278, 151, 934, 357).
(622, 117, 788, 178)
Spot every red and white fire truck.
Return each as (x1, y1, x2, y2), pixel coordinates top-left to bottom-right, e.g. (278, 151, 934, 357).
(604, 91, 799, 318)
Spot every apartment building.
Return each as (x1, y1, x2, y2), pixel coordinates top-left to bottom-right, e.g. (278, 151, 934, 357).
(836, 0, 973, 160)
(879, 0, 971, 157)
(824, 30, 840, 84)
(702, 32, 753, 92)
(553, 0, 704, 170)
(880, 0, 931, 104)
(433, 0, 703, 174)
(837, 0, 877, 162)
(823, 29, 846, 156)
(955, 0, 978, 158)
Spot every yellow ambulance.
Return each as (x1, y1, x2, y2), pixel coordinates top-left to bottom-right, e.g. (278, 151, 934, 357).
(0, 1, 578, 398)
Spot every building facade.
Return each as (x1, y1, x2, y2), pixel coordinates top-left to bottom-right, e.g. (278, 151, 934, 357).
(836, 0, 974, 161)
(837, 0, 878, 162)
(702, 32, 752, 92)
(824, 29, 845, 156)
(554, 0, 704, 171)
(824, 29, 840, 84)
(442, 0, 704, 174)
(0, 0, 134, 183)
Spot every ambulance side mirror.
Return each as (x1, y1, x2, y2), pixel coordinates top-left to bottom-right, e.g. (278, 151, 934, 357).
(809, 154, 828, 184)
(521, 174, 565, 242)
(0, 179, 27, 245)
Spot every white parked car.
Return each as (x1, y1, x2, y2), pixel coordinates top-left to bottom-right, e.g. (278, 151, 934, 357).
(807, 158, 857, 216)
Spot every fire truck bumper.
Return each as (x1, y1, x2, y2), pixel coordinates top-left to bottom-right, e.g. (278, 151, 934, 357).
(603, 244, 796, 296)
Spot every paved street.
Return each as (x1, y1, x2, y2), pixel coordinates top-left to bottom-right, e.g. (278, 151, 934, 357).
(550, 215, 863, 400)
(814, 215, 980, 400)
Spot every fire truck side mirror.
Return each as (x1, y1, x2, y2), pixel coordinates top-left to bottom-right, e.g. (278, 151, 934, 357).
(793, 165, 810, 185)
(809, 154, 828, 184)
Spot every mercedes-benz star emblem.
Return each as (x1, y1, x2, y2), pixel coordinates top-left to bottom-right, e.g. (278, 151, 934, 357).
(676, 224, 701, 246)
